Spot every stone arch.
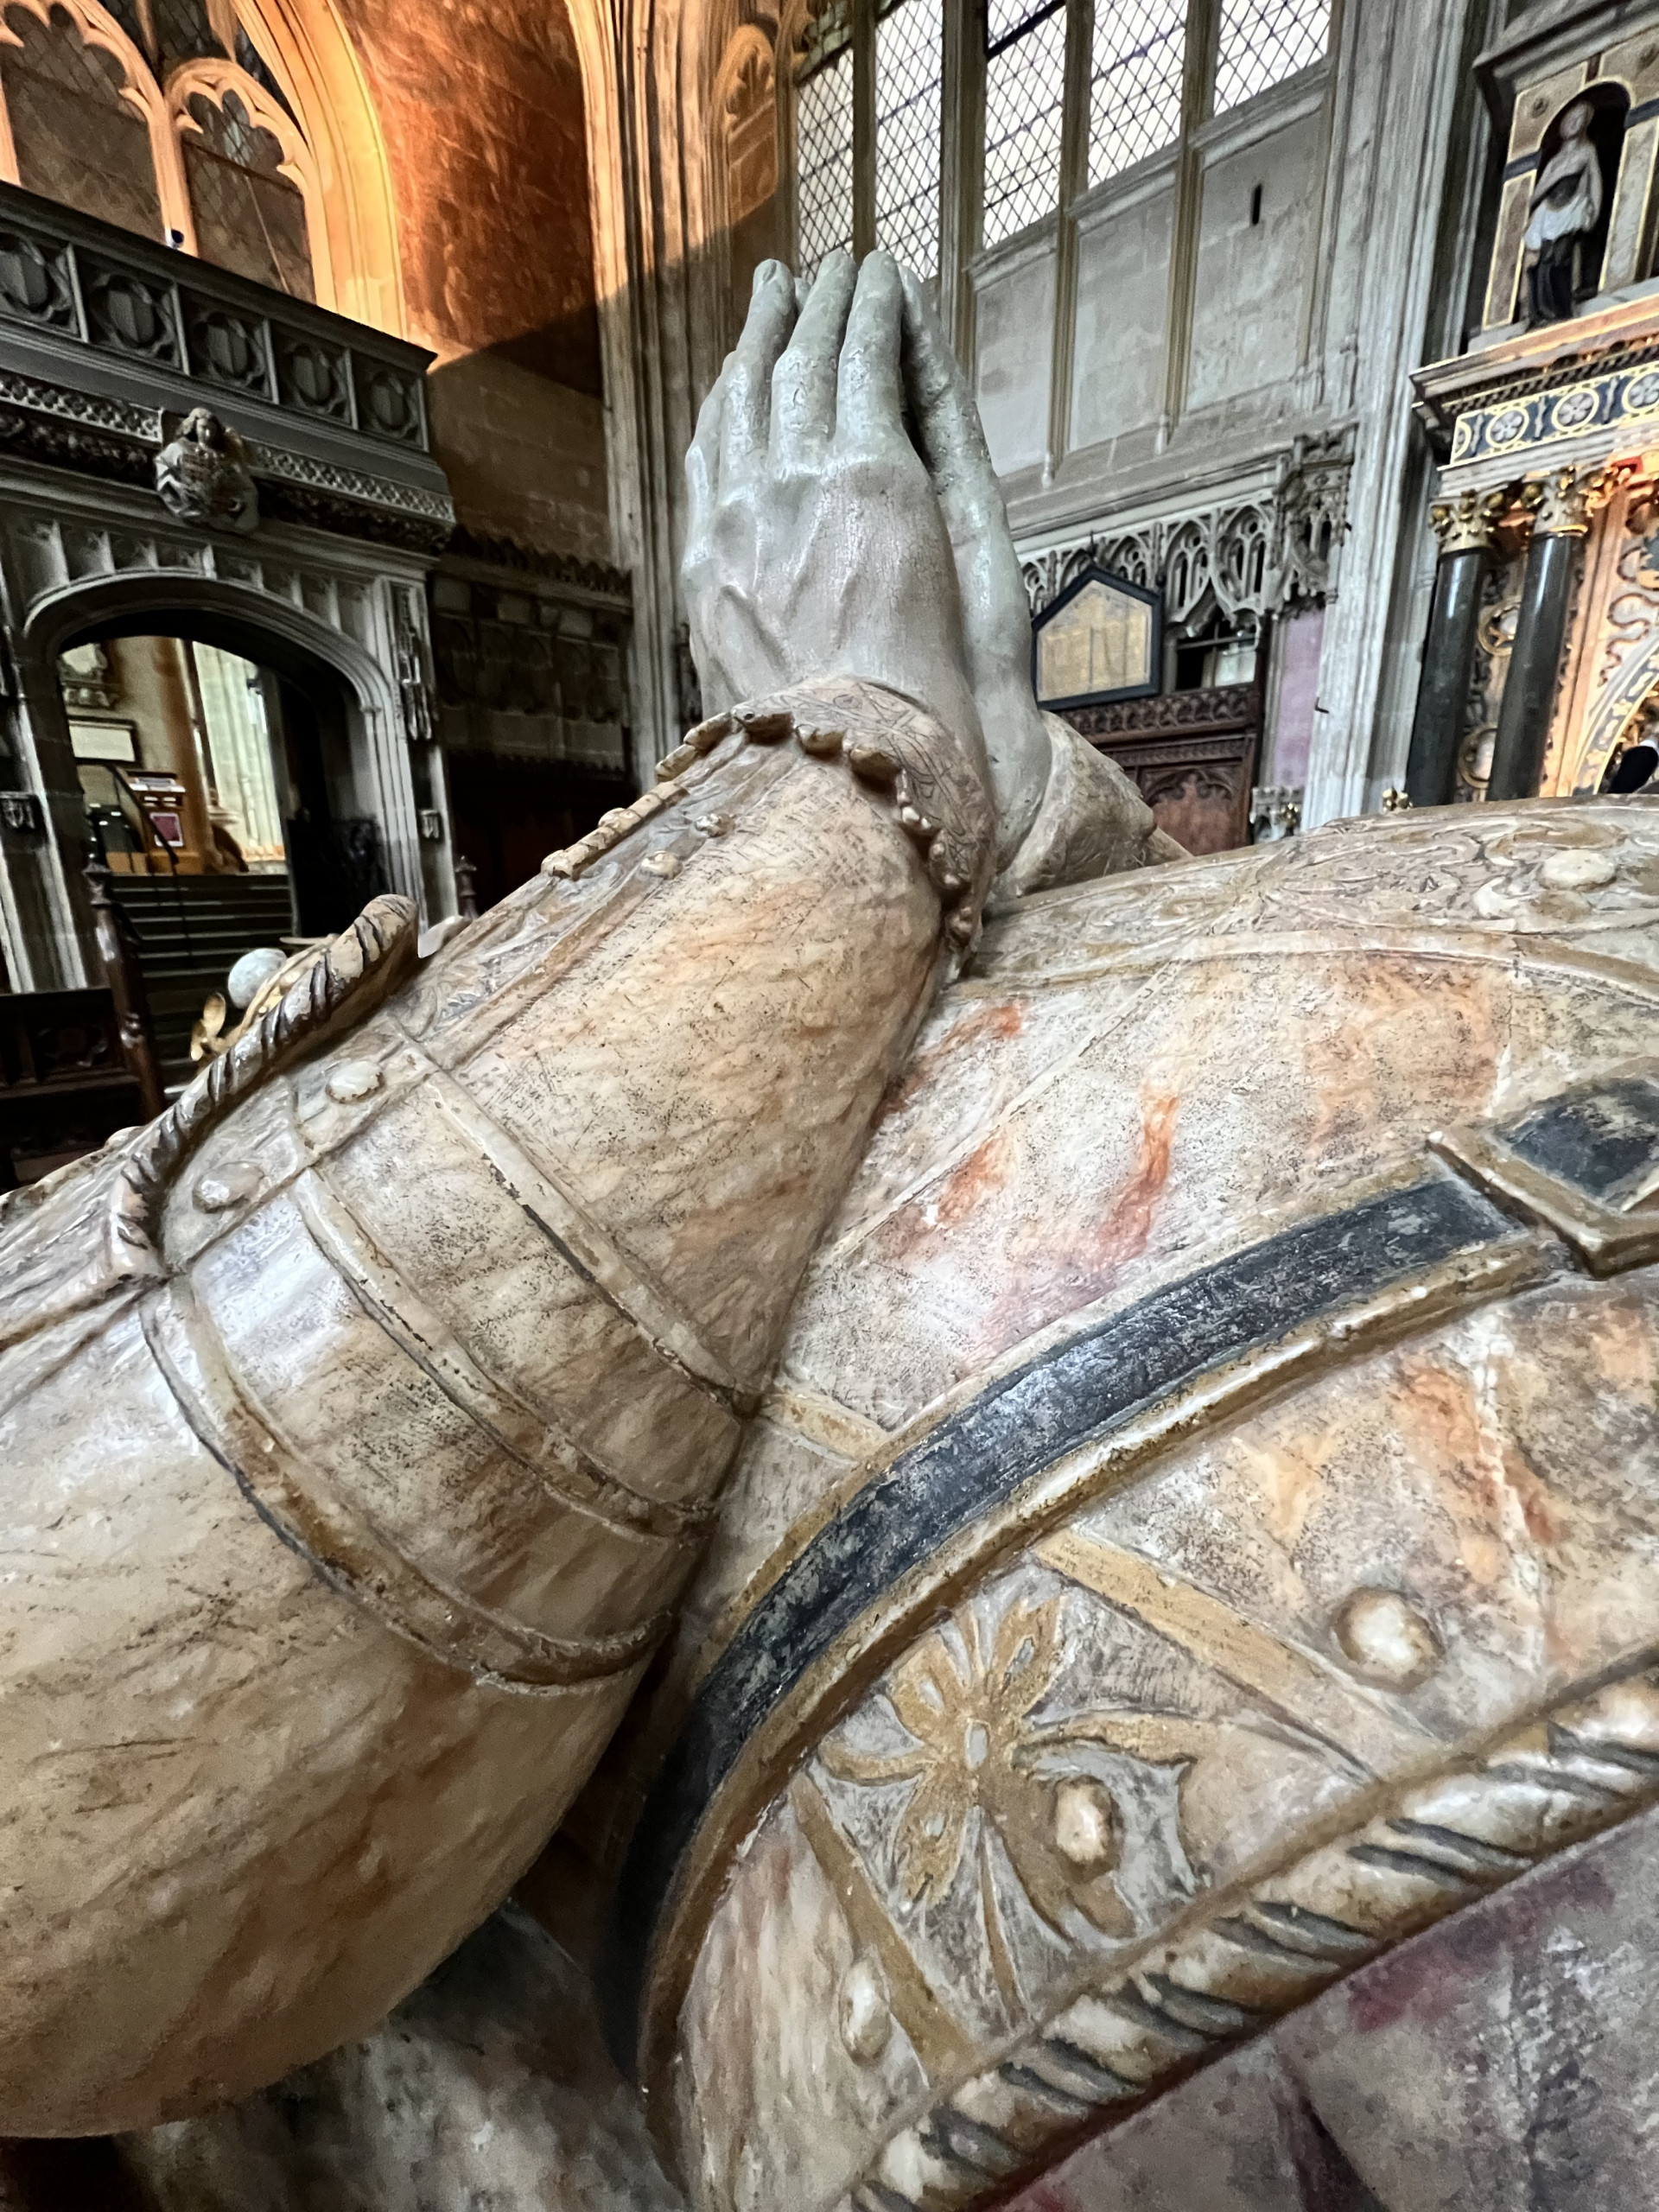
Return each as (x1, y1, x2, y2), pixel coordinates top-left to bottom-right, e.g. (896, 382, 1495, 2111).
(0, 0, 194, 245)
(709, 22, 779, 348)
(25, 567, 395, 715)
(1570, 626, 1659, 796)
(7, 566, 418, 989)
(168, 54, 327, 303)
(227, 0, 403, 331)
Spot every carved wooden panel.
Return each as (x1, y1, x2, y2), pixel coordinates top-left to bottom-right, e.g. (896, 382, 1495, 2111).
(1061, 687, 1261, 853)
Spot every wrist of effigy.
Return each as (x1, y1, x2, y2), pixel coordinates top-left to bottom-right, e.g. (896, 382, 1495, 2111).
(544, 677, 997, 959)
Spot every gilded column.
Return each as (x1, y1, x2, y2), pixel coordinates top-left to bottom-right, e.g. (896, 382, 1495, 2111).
(1404, 489, 1507, 808)
(1487, 467, 1599, 804)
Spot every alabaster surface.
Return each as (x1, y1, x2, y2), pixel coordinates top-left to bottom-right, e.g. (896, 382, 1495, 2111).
(0, 683, 976, 2137)
(121, 1906, 683, 2212)
(617, 798, 1659, 2212)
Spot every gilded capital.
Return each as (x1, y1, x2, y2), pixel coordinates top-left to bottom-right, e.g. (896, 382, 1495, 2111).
(1429, 488, 1507, 556)
(1523, 464, 1616, 538)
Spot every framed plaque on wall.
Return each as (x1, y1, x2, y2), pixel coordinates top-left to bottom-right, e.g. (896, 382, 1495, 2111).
(1031, 564, 1162, 710)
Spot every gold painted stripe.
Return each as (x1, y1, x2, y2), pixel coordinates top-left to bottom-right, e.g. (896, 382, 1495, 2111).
(789, 1770, 977, 2083)
(143, 1282, 665, 1690)
(294, 1166, 702, 1544)
(424, 1069, 759, 1409)
(760, 1381, 890, 1461)
(1035, 1529, 1434, 1779)
(637, 1230, 1554, 2105)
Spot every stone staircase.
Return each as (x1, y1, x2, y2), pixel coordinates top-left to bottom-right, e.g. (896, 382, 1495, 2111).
(111, 873, 295, 1088)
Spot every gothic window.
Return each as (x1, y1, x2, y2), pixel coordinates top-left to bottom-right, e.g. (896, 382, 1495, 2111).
(790, 0, 944, 280)
(982, 0, 1068, 249)
(794, 11, 854, 271)
(182, 84, 315, 297)
(1213, 0, 1330, 115)
(1088, 0, 1186, 186)
(782, 0, 1331, 286)
(874, 0, 941, 276)
(150, 0, 219, 67)
(0, 3, 162, 238)
(0, 0, 321, 302)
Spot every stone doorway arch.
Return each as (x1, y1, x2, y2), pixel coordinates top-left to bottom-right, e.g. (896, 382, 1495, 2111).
(1, 518, 447, 995)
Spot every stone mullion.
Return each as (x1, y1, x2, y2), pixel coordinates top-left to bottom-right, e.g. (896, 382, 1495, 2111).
(1160, 0, 1220, 446)
(853, 0, 877, 258)
(940, 0, 982, 358)
(1043, 0, 1095, 479)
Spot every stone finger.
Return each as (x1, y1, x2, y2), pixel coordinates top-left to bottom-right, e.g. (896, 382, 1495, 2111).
(836, 251, 907, 455)
(686, 365, 725, 540)
(772, 250, 857, 461)
(899, 266, 1005, 541)
(719, 260, 798, 481)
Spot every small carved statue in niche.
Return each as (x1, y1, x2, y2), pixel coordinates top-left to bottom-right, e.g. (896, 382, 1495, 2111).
(1525, 99, 1604, 326)
(154, 404, 259, 533)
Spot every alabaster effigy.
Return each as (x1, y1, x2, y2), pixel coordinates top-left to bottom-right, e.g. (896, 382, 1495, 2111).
(9, 248, 1659, 2209)
(607, 796, 1659, 2212)
(0, 668, 1022, 2135)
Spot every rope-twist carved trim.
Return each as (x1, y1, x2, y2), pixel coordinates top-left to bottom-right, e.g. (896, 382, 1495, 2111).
(107, 894, 419, 1279)
(836, 1664, 1659, 2210)
(543, 680, 996, 959)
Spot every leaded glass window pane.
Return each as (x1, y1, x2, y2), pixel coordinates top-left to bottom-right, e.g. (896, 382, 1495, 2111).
(1088, 0, 1185, 187)
(874, 0, 942, 278)
(982, 4, 1067, 249)
(796, 47, 854, 272)
(1213, 0, 1329, 115)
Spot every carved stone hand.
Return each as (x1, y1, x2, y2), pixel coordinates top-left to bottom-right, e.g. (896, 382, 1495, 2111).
(682, 251, 990, 808)
(898, 269, 1052, 860)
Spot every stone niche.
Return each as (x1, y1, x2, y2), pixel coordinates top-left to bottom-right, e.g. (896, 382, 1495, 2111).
(1478, 1, 1659, 336)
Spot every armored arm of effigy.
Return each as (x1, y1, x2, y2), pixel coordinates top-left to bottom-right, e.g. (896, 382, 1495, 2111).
(0, 670, 992, 2137)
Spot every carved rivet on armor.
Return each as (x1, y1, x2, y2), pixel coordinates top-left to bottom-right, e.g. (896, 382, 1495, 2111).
(695, 812, 733, 837)
(640, 852, 682, 880)
(1333, 1588, 1440, 1688)
(736, 708, 793, 744)
(847, 741, 900, 787)
(193, 1160, 262, 1213)
(1052, 1777, 1122, 1872)
(326, 1061, 383, 1105)
(1540, 849, 1618, 892)
(655, 742, 699, 783)
(837, 1955, 893, 2065)
(797, 721, 846, 759)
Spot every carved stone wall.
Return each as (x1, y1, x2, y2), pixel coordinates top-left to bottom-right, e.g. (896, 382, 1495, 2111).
(0, 475, 445, 995)
(1020, 435, 1353, 637)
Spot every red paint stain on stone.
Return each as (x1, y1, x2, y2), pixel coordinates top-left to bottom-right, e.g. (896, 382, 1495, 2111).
(875, 999, 1025, 1126)
(971, 1089, 1181, 1357)
(1500, 1440, 1567, 1549)
(933, 1128, 1014, 1229)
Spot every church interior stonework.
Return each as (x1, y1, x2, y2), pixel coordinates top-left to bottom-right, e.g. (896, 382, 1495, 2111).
(4, 2, 1659, 2208)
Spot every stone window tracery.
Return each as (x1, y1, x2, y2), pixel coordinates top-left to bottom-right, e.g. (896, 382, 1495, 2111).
(0, 0, 319, 304)
(0, 2, 162, 238)
(181, 82, 314, 296)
